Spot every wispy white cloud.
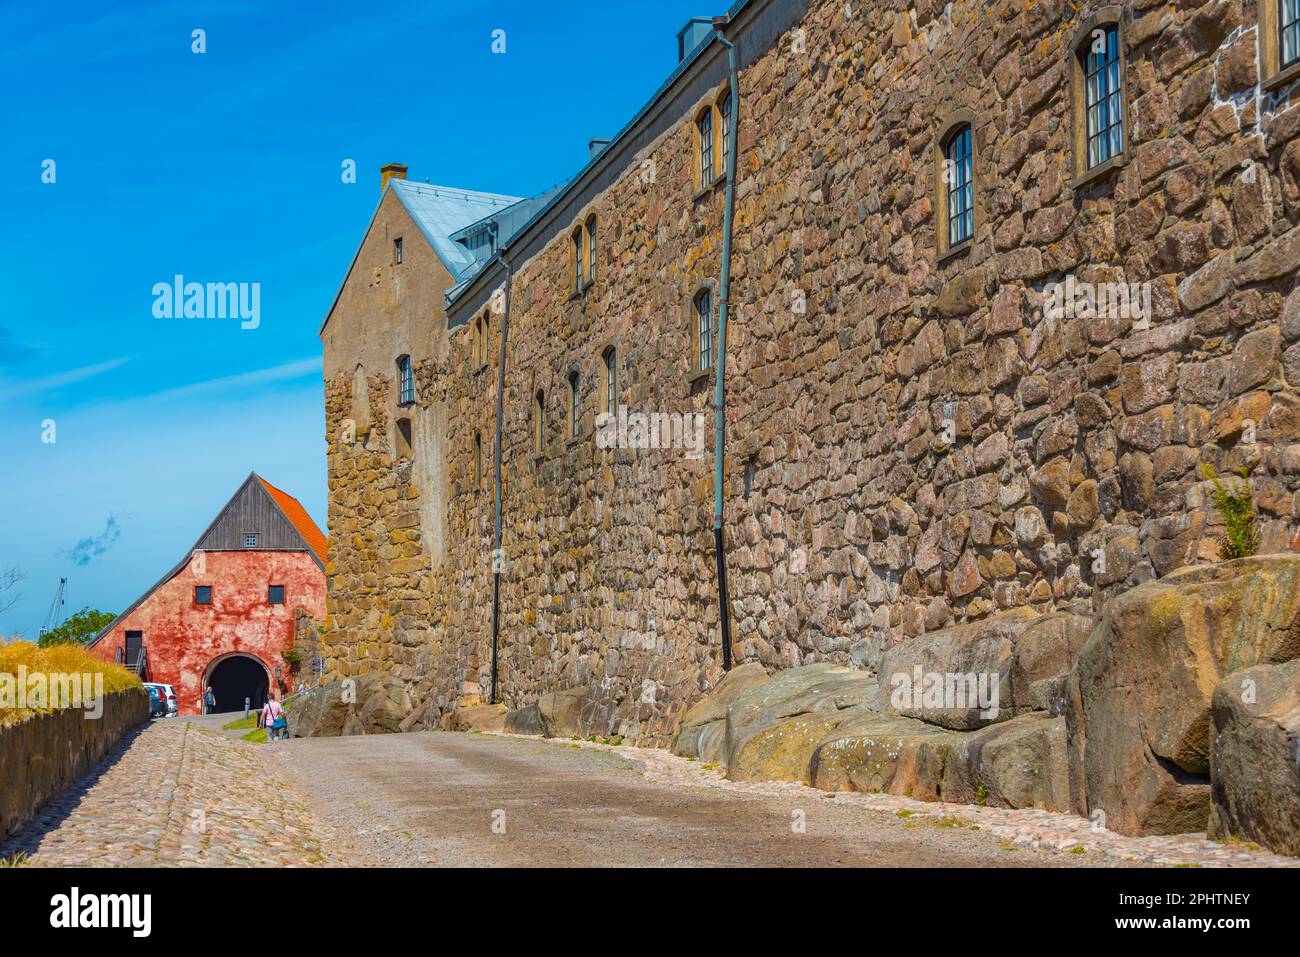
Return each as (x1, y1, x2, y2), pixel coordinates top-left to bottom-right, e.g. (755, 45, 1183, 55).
(0, 357, 130, 399)
(142, 356, 322, 402)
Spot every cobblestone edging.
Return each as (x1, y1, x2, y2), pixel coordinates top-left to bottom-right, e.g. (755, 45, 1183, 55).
(1, 720, 354, 867)
(0, 689, 147, 842)
(500, 734, 1300, 868)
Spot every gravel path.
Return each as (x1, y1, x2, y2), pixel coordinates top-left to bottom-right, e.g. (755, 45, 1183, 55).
(1, 718, 348, 867)
(269, 730, 1226, 867)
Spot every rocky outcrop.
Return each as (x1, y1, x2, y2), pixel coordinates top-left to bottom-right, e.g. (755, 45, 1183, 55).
(504, 703, 543, 735)
(1068, 556, 1300, 836)
(671, 662, 768, 761)
(1210, 660, 1300, 854)
(536, 688, 588, 738)
(443, 703, 506, 733)
(288, 672, 411, 737)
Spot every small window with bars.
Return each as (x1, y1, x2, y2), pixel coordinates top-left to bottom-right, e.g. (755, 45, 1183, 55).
(1084, 25, 1124, 170)
(572, 228, 583, 293)
(568, 371, 580, 438)
(398, 355, 414, 406)
(944, 125, 973, 248)
(695, 288, 713, 372)
(1284, 0, 1300, 69)
(602, 347, 617, 418)
(698, 108, 714, 186)
(243, 533, 258, 548)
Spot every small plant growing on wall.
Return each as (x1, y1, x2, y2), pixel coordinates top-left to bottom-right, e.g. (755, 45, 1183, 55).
(1201, 464, 1260, 560)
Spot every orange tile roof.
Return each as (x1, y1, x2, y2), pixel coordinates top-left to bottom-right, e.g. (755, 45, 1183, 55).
(258, 476, 328, 563)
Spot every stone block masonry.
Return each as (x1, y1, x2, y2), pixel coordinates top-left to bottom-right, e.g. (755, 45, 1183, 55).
(320, 0, 1300, 747)
(0, 689, 147, 842)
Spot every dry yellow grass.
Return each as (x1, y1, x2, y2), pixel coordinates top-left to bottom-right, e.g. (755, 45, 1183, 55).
(0, 641, 140, 726)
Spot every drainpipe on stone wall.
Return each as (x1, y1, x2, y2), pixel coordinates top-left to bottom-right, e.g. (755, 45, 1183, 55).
(490, 256, 513, 705)
(712, 21, 740, 671)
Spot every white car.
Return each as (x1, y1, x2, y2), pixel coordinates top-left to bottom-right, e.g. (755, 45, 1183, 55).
(143, 682, 178, 718)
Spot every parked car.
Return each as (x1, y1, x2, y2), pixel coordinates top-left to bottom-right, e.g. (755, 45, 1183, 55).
(145, 684, 167, 718)
(144, 682, 178, 717)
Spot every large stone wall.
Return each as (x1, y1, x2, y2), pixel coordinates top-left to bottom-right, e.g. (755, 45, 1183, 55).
(0, 689, 148, 841)
(322, 0, 1300, 746)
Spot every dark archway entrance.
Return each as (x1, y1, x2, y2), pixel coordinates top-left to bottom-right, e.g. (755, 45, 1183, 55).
(206, 654, 270, 713)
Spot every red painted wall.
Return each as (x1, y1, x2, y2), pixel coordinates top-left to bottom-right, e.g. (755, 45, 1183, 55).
(90, 550, 325, 715)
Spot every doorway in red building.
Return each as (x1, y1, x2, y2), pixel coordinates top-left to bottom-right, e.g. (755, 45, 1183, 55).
(204, 653, 271, 714)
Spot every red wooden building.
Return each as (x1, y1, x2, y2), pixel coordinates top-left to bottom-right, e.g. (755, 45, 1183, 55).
(88, 473, 327, 715)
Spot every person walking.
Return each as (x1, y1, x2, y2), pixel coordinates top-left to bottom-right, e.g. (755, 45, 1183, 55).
(203, 686, 216, 715)
(261, 695, 285, 742)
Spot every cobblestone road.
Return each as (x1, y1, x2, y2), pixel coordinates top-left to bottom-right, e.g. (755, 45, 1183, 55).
(6, 721, 1297, 867)
(2, 718, 355, 867)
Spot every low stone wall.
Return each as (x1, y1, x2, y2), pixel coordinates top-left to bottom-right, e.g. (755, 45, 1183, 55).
(0, 688, 148, 842)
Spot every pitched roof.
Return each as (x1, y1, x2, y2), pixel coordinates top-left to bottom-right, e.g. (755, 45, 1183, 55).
(88, 473, 327, 648)
(319, 179, 521, 336)
(390, 180, 522, 278)
(258, 476, 327, 563)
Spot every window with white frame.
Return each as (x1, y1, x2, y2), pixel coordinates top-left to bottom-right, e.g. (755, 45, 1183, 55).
(695, 288, 713, 372)
(944, 125, 973, 248)
(1083, 25, 1124, 170)
(397, 355, 414, 406)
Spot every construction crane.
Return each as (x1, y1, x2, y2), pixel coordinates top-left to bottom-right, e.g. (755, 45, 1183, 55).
(39, 577, 68, 637)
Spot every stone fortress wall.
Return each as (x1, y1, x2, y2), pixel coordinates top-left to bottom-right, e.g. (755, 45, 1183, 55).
(320, 0, 1300, 748)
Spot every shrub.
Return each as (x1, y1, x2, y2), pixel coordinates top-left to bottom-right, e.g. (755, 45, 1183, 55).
(1201, 464, 1260, 560)
(0, 641, 139, 726)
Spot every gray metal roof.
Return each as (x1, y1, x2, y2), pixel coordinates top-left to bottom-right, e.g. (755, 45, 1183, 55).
(389, 180, 522, 279)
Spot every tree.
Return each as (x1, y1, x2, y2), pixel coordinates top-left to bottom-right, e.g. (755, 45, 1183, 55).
(37, 608, 116, 648)
(0, 565, 21, 616)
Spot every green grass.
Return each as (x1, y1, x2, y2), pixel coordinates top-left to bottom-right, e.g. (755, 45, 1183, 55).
(222, 715, 258, 731)
(0, 852, 30, 868)
(240, 727, 268, 744)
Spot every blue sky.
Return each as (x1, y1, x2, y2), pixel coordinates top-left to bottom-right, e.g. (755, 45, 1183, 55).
(0, 0, 706, 639)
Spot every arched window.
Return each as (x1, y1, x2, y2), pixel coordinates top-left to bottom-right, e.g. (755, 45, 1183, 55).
(585, 215, 597, 284)
(718, 90, 732, 174)
(572, 227, 583, 294)
(568, 370, 580, 439)
(697, 107, 714, 188)
(397, 355, 414, 406)
(695, 288, 713, 372)
(600, 346, 617, 419)
(944, 125, 973, 248)
(534, 390, 545, 454)
(1070, 13, 1127, 181)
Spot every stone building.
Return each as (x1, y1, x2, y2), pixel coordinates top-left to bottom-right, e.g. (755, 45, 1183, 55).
(320, 0, 1300, 746)
(89, 474, 327, 714)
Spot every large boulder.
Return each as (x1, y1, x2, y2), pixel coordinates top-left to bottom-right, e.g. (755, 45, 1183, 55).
(537, 687, 588, 738)
(872, 608, 1041, 730)
(721, 663, 878, 773)
(288, 672, 411, 737)
(671, 662, 769, 760)
(1069, 556, 1300, 835)
(809, 708, 951, 796)
(1007, 607, 1095, 713)
(505, 703, 543, 735)
(1209, 660, 1300, 855)
(444, 703, 507, 733)
(808, 707, 1071, 811)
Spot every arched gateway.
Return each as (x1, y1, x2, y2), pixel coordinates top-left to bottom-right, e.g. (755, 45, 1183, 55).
(203, 652, 272, 714)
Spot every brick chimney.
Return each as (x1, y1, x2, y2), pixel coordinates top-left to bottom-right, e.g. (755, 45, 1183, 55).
(380, 163, 408, 193)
